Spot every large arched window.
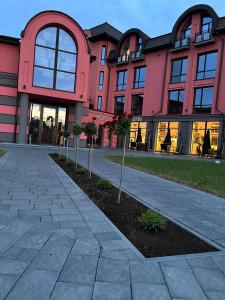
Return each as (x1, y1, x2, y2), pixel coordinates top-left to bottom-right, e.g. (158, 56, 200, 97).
(33, 27, 77, 92)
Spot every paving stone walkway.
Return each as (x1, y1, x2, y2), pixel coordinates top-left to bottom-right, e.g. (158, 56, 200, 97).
(0, 146, 225, 299)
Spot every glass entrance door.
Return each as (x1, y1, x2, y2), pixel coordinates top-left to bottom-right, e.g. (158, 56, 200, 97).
(29, 103, 67, 145)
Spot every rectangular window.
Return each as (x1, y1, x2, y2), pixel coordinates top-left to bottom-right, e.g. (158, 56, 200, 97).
(97, 96, 102, 111)
(171, 58, 188, 83)
(98, 71, 104, 91)
(193, 86, 213, 113)
(100, 46, 107, 65)
(168, 89, 184, 114)
(117, 70, 127, 91)
(196, 52, 218, 80)
(131, 94, 144, 115)
(114, 96, 125, 115)
(133, 66, 146, 88)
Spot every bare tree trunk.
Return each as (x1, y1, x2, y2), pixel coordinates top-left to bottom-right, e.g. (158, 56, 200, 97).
(66, 139, 69, 163)
(88, 136, 93, 179)
(117, 134, 127, 204)
(74, 135, 79, 171)
(59, 141, 61, 158)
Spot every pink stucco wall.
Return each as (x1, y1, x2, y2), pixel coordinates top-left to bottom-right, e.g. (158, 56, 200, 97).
(0, 43, 19, 74)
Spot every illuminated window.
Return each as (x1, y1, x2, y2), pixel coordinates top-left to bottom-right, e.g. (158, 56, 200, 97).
(191, 121, 220, 155)
(156, 122, 179, 153)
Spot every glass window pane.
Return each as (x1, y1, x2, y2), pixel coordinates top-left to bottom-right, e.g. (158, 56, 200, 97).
(36, 27, 57, 48)
(194, 89, 202, 106)
(172, 60, 181, 76)
(57, 51, 76, 72)
(206, 52, 217, 71)
(198, 55, 205, 72)
(34, 46, 55, 68)
(139, 67, 146, 82)
(205, 70, 216, 78)
(179, 90, 184, 102)
(202, 87, 213, 106)
(97, 96, 102, 110)
(181, 59, 188, 74)
(169, 91, 179, 101)
(58, 29, 76, 53)
(33, 67, 54, 88)
(56, 71, 75, 92)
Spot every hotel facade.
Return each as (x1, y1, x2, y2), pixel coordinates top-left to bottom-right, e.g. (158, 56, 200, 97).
(0, 4, 225, 155)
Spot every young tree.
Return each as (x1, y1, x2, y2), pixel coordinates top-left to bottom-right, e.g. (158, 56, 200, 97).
(58, 130, 63, 158)
(63, 130, 70, 163)
(83, 120, 97, 179)
(72, 123, 83, 171)
(104, 113, 132, 203)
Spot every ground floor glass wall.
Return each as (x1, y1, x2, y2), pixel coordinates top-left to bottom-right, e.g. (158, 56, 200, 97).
(129, 122, 147, 149)
(156, 122, 179, 153)
(191, 121, 220, 155)
(29, 103, 67, 145)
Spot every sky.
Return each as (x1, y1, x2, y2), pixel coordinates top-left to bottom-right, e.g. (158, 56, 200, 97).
(0, 0, 225, 38)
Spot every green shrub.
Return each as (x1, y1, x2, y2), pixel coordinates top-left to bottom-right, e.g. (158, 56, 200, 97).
(138, 210, 167, 232)
(96, 178, 112, 190)
(76, 167, 86, 175)
(67, 159, 74, 167)
(59, 155, 66, 162)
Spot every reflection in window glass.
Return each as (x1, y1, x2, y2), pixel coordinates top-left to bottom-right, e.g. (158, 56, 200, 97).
(131, 94, 144, 115)
(114, 96, 125, 115)
(97, 96, 102, 111)
(36, 27, 57, 48)
(196, 52, 217, 80)
(193, 87, 213, 113)
(33, 27, 77, 92)
(57, 52, 76, 72)
(171, 58, 188, 83)
(33, 67, 54, 88)
(56, 71, 75, 92)
(58, 29, 76, 52)
(168, 90, 184, 114)
(34, 46, 55, 68)
(117, 70, 127, 91)
(133, 67, 146, 88)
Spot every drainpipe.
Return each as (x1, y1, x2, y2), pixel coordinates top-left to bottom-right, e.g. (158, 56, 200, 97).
(215, 33, 225, 114)
(14, 95, 19, 143)
(105, 40, 111, 113)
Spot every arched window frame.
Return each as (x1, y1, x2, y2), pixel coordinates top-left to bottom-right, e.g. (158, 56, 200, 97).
(180, 19, 192, 40)
(33, 26, 77, 93)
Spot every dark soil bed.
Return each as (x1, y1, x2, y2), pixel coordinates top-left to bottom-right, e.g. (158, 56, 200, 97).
(50, 153, 217, 258)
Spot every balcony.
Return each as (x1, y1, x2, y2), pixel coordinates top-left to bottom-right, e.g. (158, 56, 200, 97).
(194, 31, 214, 46)
(171, 37, 190, 52)
(116, 54, 129, 65)
(130, 51, 144, 62)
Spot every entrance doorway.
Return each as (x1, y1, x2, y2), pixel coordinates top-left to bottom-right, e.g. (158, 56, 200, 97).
(29, 103, 67, 145)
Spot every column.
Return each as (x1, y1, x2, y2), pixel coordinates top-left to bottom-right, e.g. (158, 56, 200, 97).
(74, 101, 84, 147)
(18, 93, 29, 144)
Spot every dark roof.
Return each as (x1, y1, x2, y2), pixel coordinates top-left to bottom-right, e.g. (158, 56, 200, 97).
(216, 17, 225, 32)
(143, 33, 171, 52)
(0, 35, 20, 45)
(89, 22, 123, 43)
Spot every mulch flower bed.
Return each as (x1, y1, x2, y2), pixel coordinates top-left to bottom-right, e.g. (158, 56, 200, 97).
(50, 153, 217, 258)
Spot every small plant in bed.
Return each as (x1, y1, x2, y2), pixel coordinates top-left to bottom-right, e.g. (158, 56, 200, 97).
(59, 155, 66, 162)
(66, 159, 74, 167)
(96, 178, 112, 190)
(76, 167, 86, 175)
(138, 210, 167, 232)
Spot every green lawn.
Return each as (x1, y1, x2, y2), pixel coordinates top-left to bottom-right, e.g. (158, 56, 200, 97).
(0, 149, 6, 157)
(106, 155, 225, 198)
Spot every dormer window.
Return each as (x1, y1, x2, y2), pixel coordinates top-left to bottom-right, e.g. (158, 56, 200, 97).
(136, 35, 143, 52)
(121, 38, 130, 56)
(174, 20, 191, 49)
(181, 20, 192, 39)
(201, 15, 212, 33)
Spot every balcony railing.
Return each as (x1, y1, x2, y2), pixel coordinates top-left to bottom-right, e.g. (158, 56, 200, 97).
(130, 51, 144, 61)
(174, 37, 190, 50)
(116, 54, 129, 64)
(195, 30, 213, 44)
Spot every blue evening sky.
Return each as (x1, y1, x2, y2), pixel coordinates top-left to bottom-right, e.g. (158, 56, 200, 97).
(0, 0, 224, 38)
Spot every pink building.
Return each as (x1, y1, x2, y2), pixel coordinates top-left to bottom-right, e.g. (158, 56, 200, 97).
(0, 4, 224, 155)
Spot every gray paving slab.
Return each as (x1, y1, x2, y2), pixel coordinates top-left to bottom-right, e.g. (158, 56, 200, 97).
(130, 261, 165, 284)
(0, 275, 18, 300)
(0, 259, 27, 275)
(6, 269, 58, 300)
(93, 281, 132, 300)
(50, 282, 92, 300)
(132, 283, 171, 300)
